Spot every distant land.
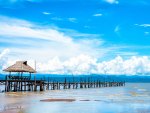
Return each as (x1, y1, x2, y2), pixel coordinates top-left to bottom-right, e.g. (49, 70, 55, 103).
(0, 74, 150, 83)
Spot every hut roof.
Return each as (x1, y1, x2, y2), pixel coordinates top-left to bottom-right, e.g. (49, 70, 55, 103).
(3, 61, 36, 73)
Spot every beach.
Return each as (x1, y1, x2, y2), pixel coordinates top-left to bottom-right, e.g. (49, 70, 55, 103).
(0, 0, 150, 113)
(0, 83, 150, 113)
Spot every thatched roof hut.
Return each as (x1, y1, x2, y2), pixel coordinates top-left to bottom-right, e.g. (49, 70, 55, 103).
(3, 61, 36, 73)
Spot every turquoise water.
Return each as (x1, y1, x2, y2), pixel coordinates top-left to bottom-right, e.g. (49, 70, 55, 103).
(0, 83, 150, 113)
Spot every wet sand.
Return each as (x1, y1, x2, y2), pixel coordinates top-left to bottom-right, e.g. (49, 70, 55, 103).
(40, 99, 102, 102)
(0, 109, 23, 113)
(0, 83, 150, 113)
(40, 98, 76, 102)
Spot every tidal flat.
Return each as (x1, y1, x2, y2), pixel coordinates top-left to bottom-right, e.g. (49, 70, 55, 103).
(0, 83, 150, 113)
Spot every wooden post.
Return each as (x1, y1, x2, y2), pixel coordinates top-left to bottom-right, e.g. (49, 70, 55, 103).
(68, 82, 71, 89)
(80, 78, 83, 88)
(47, 77, 50, 90)
(87, 79, 89, 88)
(58, 83, 60, 89)
(5, 75, 8, 92)
(34, 61, 37, 91)
(64, 78, 66, 89)
(76, 83, 78, 89)
(52, 81, 55, 90)
(24, 81, 26, 91)
(40, 81, 43, 91)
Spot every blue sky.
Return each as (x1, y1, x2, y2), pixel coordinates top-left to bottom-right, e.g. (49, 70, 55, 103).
(0, 0, 150, 75)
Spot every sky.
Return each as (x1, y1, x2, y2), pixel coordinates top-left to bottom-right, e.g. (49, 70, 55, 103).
(0, 0, 150, 75)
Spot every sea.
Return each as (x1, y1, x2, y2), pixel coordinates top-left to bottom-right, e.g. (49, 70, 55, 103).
(0, 74, 150, 113)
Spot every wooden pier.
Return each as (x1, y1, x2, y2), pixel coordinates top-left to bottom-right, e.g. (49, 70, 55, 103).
(0, 77, 125, 92)
(44, 79, 125, 90)
(0, 61, 125, 92)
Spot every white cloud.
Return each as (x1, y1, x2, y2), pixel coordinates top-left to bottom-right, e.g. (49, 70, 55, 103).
(114, 25, 121, 37)
(140, 24, 150, 27)
(1, 16, 149, 75)
(0, 16, 75, 44)
(36, 55, 150, 75)
(42, 12, 51, 15)
(0, 16, 105, 62)
(0, 49, 10, 73)
(104, 0, 119, 4)
(68, 18, 77, 23)
(145, 32, 149, 35)
(3, 55, 150, 75)
(114, 25, 120, 33)
(135, 24, 150, 27)
(51, 17, 77, 23)
(93, 13, 103, 17)
(0, 49, 10, 59)
(1, 49, 150, 75)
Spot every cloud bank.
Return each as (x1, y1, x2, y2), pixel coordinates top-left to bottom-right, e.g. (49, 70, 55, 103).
(36, 55, 150, 75)
(1, 48, 150, 75)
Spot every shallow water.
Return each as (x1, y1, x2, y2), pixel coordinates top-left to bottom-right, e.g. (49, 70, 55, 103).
(0, 83, 150, 113)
